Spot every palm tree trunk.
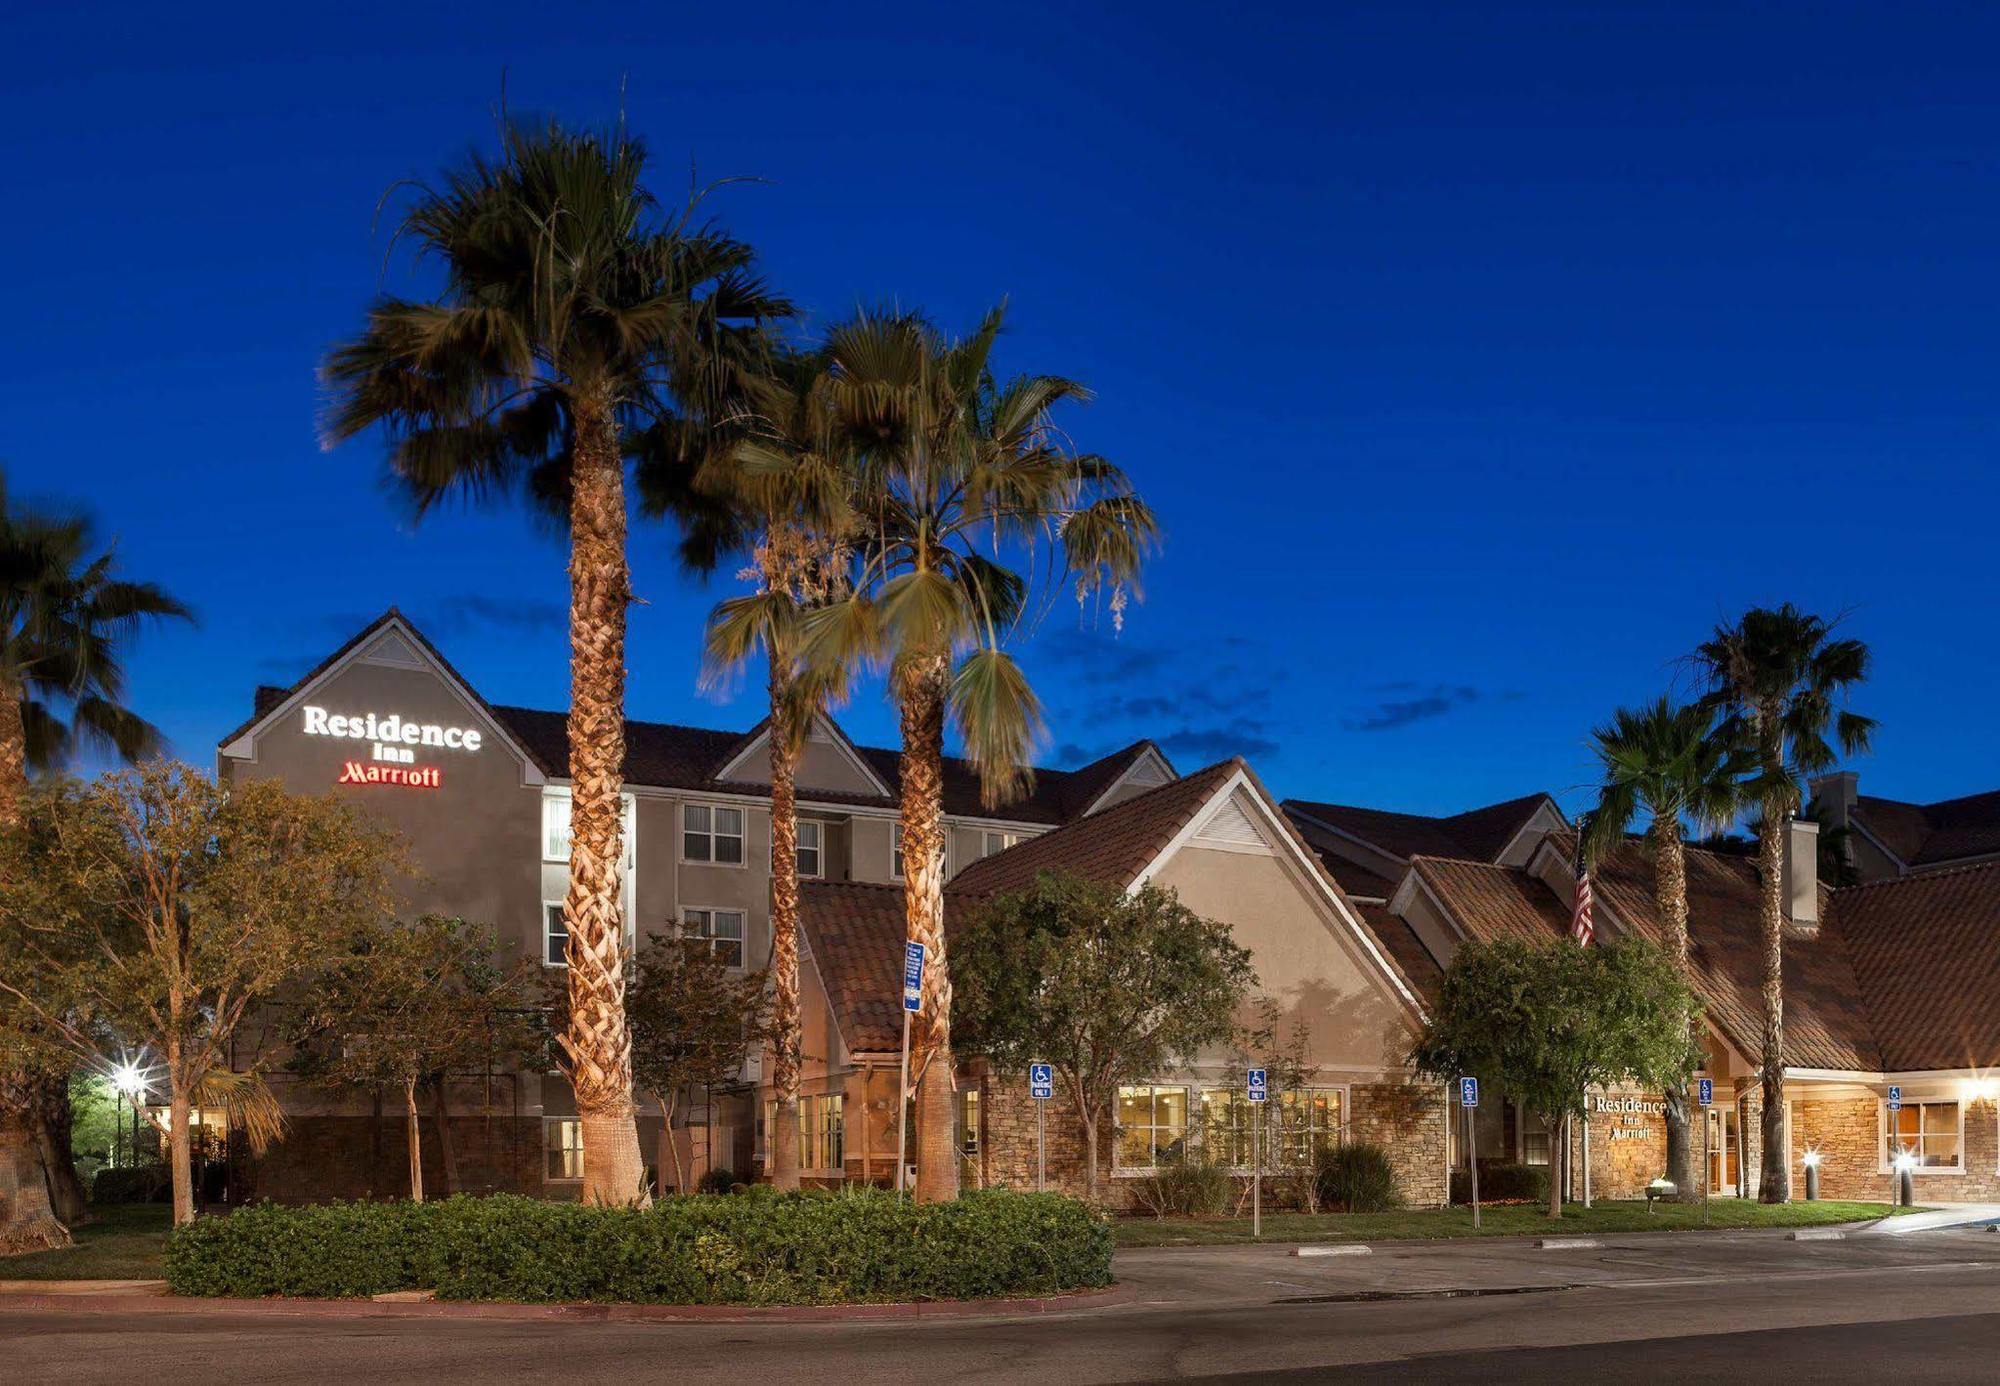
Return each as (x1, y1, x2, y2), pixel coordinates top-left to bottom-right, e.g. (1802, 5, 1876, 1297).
(768, 670, 803, 1193)
(403, 1077, 425, 1203)
(560, 390, 648, 1208)
(0, 672, 26, 833)
(898, 651, 958, 1204)
(1652, 818, 1700, 1202)
(1755, 786, 1790, 1203)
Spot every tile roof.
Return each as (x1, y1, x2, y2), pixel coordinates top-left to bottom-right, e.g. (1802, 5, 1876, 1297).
(799, 881, 930, 1053)
(1826, 862, 2000, 1072)
(946, 759, 1244, 898)
(1283, 792, 1556, 864)
(1410, 842, 1885, 1074)
(1355, 901, 1445, 1000)
(1852, 789, 2000, 867)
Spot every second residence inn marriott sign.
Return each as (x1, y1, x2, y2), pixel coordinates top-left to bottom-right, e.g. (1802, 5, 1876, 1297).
(301, 704, 485, 789)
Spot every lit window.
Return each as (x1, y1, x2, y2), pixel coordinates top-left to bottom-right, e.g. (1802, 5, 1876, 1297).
(1886, 1100, 1962, 1169)
(683, 907, 746, 969)
(979, 830, 1017, 859)
(1199, 1088, 1254, 1168)
(1521, 1110, 1551, 1167)
(544, 1118, 584, 1181)
(1115, 1085, 1189, 1170)
(683, 804, 745, 865)
(764, 1095, 845, 1171)
(958, 1087, 981, 1157)
(544, 795, 571, 861)
(892, 824, 904, 878)
(797, 821, 822, 878)
(1276, 1089, 1344, 1169)
(543, 902, 567, 967)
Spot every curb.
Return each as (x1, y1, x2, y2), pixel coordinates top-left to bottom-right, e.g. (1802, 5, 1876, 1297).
(0, 1282, 1134, 1324)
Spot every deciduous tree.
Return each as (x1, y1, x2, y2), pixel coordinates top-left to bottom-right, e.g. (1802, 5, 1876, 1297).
(952, 871, 1254, 1203)
(1411, 937, 1698, 1219)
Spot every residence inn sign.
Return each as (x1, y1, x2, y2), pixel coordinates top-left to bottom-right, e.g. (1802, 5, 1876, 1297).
(300, 704, 486, 789)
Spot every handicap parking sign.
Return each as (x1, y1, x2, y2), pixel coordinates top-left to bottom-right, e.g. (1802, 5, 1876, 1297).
(1029, 1063, 1054, 1101)
(1887, 1084, 1902, 1112)
(1459, 1076, 1478, 1108)
(1247, 1068, 1268, 1102)
(1697, 1077, 1713, 1107)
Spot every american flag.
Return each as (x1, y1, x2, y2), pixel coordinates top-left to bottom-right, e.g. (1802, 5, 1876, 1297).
(1571, 843, 1595, 946)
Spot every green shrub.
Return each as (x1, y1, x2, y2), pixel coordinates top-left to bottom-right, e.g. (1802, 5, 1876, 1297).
(697, 1167, 739, 1195)
(165, 1187, 1112, 1305)
(1315, 1143, 1400, 1213)
(1127, 1156, 1233, 1218)
(1449, 1161, 1550, 1205)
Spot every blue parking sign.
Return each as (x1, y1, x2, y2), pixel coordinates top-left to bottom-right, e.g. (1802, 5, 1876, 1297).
(1247, 1068, 1268, 1102)
(1697, 1077, 1713, 1107)
(1459, 1076, 1478, 1108)
(1887, 1084, 1902, 1112)
(1029, 1063, 1054, 1101)
(901, 941, 926, 1013)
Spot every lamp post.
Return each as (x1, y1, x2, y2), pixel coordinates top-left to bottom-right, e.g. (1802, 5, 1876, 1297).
(112, 1062, 146, 1170)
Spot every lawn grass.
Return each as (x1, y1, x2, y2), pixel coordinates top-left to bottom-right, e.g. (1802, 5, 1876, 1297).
(1112, 1198, 1915, 1248)
(0, 1204, 171, 1281)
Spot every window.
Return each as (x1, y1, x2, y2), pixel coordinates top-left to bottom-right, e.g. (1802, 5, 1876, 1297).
(1199, 1088, 1253, 1168)
(544, 792, 635, 865)
(544, 1118, 584, 1182)
(1276, 1089, 1344, 1169)
(978, 830, 1017, 860)
(1886, 1100, 1962, 1170)
(764, 1095, 845, 1171)
(892, 824, 904, 878)
(797, 820, 823, 878)
(1520, 1107, 1551, 1166)
(957, 1087, 981, 1157)
(543, 902, 567, 967)
(683, 804, 745, 865)
(683, 907, 746, 969)
(1116, 1085, 1189, 1170)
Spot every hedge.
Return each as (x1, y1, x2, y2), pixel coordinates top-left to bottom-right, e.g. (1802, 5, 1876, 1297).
(164, 1187, 1113, 1305)
(1449, 1161, 1551, 1205)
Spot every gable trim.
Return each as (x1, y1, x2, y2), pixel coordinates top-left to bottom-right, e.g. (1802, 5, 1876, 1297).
(712, 712, 894, 798)
(1133, 767, 1425, 1018)
(1080, 744, 1179, 818)
(218, 613, 546, 788)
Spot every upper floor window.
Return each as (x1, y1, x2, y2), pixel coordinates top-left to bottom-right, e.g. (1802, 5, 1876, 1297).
(543, 902, 567, 967)
(797, 820, 823, 879)
(892, 824, 904, 878)
(544, 792, 635, 866)
(683, 907, 746, 969)
(683, 804, 745, 865)
(979, 830, 1018, 859)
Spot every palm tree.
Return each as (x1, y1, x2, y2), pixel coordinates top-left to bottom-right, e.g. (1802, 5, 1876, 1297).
(692, 348, 857, 1191)
(804, 306, 1156, 1202)
(1694, 604, 1872, 1203)
(323, 120, 789, 1205)
(0, 469, 191, 1252)
(1581, 697, 1745, 1203)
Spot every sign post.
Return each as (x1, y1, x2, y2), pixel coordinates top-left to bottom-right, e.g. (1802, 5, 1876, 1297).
(1459, 1077, 1480, 1229)
(1697, 1076, 1713, 1226)
(1029, 1063, 1054, 1193)
(1248, 1068, 1268, 1239)
(895, 942, 925, 1199)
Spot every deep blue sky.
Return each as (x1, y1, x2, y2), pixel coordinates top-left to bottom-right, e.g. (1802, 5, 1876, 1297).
(6, 2, 1996, 816)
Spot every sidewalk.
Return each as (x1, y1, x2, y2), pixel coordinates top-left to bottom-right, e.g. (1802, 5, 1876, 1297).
(1860, 1203, 2000, 1236)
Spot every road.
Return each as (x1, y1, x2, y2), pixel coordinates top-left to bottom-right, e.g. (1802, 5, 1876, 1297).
(4, 1229, 1997, 1383)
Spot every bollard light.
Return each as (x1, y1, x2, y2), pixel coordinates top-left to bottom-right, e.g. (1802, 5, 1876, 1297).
(1893, 1149, 1917, 1207)
(1801, 1148, 1822, 1201)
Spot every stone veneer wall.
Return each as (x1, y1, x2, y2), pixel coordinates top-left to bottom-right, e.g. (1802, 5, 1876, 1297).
(1791, 1096, 2000, 1203)
(1350, 1082, 1449, 1208)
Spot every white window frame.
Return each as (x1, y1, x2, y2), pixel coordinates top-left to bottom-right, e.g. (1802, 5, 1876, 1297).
(541, 900, 568, 969)
(1194, 1084, 1349, 1174)
(682, 905, 748, 970)
(543, 1117, 584, 1183)
(1879, 1097, 1966, 1174)
(979, 829, 1018, 860)
(1112, 1083, 1192, 1176)
(892, 823, 904, 879)
(543, 789, 635, 867)
(681, 802, 747, 867)
(797, 820, 823, 879)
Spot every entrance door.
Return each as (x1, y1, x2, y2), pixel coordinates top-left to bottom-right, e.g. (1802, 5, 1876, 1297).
(1707, 1109, 1739, 1194)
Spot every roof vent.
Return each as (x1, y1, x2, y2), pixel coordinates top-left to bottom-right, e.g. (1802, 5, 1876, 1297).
(1194, 793, 1271, 851)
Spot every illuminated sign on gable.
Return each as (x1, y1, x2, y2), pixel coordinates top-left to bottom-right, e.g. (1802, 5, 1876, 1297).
(338, 762, 441, 790)
(302, 706, 483, 753)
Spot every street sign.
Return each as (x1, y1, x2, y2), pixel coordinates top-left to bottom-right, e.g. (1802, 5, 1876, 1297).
(1697, 1077, 1713, 1107)
(902, 941, 926, 1013)
(1029, 1063, 1054, 1101)
(1247, 1068, 1268, 1102)
(1887, 1084, 1902, 1112)
(1459, 1076, 1479, 1108)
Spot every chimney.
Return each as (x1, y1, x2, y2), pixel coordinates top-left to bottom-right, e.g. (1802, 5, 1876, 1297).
(1810, 770, 1858, 831)
(1784, 817, 1820, 931)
